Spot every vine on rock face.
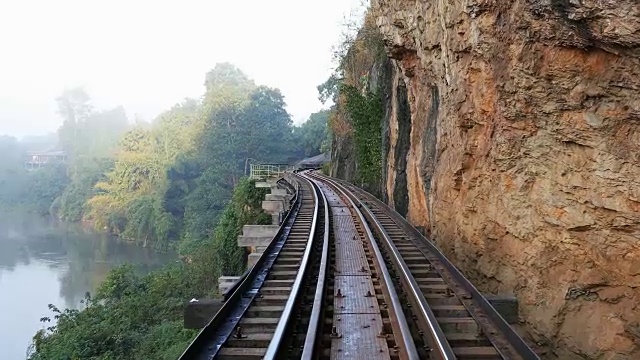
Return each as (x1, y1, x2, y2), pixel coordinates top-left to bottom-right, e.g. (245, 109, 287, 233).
(341, 84, 383, 192)
(317, 7, 387, 195)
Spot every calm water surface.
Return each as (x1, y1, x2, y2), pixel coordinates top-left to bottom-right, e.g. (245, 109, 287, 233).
(0, 213, 177, 360)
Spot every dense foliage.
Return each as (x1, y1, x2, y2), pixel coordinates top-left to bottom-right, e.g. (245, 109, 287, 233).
(56, 157, 114, 221)
(0, 136, 70, 214)
(0, 63, 329, 251)
(31, 265, 196, 360)
(0, 62, 333, 359)
(0, 88, 127, 216)
(57, 88, 129, 160)
(292, 109, 331, 158)
(85, 65, 298, 251)
(340, 85, 383, 187)
(29, 177, 270, 360)
(12, 62, 331, 359)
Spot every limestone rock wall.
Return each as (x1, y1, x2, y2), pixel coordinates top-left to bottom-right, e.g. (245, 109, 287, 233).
(368, 0, 640, 358)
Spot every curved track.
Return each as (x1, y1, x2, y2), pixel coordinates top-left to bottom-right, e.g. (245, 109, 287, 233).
(302, 173, 419, 360)
(180, 171, 540, 360)
(308, 171, 540, 360)
(180, 175, 325, 360)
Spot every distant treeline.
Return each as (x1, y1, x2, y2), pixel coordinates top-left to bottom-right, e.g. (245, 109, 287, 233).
(0, 63, 329, 255)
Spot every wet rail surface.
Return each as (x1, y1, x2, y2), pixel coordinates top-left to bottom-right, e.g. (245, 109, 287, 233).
(308, 172, 540, 360)
(180, 172, 540, 360)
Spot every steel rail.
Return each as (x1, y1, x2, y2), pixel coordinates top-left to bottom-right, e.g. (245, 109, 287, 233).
(317, 174, 456, 360)
(322, 173, 541, 360)
(179, 177, 302, 360)
(314, 172, 421, 360)
(263, 174, 321, 359)
(299, 172, 331, 360)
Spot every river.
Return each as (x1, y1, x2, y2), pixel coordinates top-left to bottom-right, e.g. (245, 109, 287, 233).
(0, 212, 177, 360)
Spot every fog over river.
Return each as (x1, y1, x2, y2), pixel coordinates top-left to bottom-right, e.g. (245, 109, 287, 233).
(0, 213, 176, 360)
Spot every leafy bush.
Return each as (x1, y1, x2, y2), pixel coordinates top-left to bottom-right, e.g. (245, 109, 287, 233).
(29, 177, 272, 359)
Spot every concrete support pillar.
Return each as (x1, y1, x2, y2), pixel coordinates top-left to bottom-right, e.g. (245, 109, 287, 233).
(237, 225, 279, 247)
(218, 275, 241, 294)
(262, 200, 285, 214)
(237, 224, 279, 270)
(270, 188, 287, 196)
(248, 252, 261, 267)
(189, 176, 297, 315)
(256, 179, 278, 188)
(241, 177, 295, 271)
(265, 193, 288, 202)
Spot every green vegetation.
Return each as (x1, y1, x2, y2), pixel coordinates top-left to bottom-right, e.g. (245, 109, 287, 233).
(199, 178, 272, 279)
(82, 65, 302, 252)
(24, 164, 70, 215)
(292, 109, 331, 158)
(56, 157, 114, 221)
(0, 88, 127, 216)
(29, 177, 270, 360)
(54, 88, 129, 220)
(0, 63, 330, 251)
(317, 9, 386, 193)
(56, 88, 129, 160)
(7, 62, 331, 359)
(340, 85, 383, 187)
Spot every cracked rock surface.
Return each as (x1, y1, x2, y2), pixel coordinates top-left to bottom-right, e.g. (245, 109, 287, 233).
(369, 0, 640, 358)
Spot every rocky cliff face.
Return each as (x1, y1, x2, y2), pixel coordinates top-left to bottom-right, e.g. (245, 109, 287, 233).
(336, 1, 640, 358)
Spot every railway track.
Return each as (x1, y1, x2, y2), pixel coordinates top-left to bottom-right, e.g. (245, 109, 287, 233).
(308, 172, 540, 360)
(306, 175, 420, 360)
(180, 175, 326, 359)
(180, 171, 540, 360)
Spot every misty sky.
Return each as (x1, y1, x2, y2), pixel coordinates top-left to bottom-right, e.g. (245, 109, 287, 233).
(0, 0, 364, 138)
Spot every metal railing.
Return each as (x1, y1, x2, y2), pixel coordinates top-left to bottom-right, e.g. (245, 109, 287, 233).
(249, 164, 294, 180)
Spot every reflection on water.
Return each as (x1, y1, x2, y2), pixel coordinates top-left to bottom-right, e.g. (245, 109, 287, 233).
(0, 212, 176, 360)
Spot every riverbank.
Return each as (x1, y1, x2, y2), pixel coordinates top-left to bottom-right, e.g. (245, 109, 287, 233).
(0, 212, 177, 360)
(26, 177, 270, 360)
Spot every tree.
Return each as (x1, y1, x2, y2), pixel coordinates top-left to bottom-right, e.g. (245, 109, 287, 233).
(57, 157, 114, 221)
(82, 106, 129, 157)
(0, 136, 27, 207)
(87, 127, 163, 239)
(22, 163, 69, 215)
(293, 109, 330, 158)
(200, 85, 293, 186)
(239, 86, 293, 163)
(56, 88, 93, 158)
(82, 63, 296, 251)
(56, 88, 129, 159)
